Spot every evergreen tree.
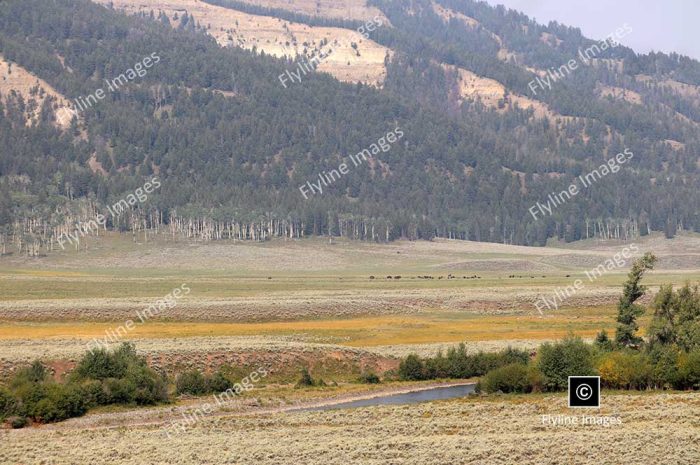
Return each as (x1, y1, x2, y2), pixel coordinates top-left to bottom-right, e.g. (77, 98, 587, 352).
(594, 329, 613, 351)
(615, 253, 657, 348)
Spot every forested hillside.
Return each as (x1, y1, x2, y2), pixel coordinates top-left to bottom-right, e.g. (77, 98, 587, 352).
(0, 0, 698, 255)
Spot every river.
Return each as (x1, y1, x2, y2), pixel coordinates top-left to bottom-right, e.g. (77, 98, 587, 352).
(299, 383, 477, 412)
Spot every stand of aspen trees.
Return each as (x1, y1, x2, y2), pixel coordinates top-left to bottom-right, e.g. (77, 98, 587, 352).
(0, 204, 659, 257)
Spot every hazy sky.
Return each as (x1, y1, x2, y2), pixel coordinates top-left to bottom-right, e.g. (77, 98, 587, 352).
(483, 0, 699, 60)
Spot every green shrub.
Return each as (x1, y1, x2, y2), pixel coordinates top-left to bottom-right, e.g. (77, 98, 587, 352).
(3, 344, 166, 426)
(358, 371, 381, 384)
(173, 368, 233, 396)
(537, 336, 596, 391)
(525, 365, 546, 392)
(11, 361, 49, 389)
(677, 350, 700, 389)
(10, 416, 27, 429)
(78, 379, 107, 408)
(468, 348, 530, 377)
(207, 370, 233, 393)
(102, 378, 135, 404)
(398, 354, 425, 380)
(72, 343, 139, 381)
(72, 344, 168, 405)
(626, 352, 653, 389)
(32, 384, 87, 423)
(399, 346, 531, 381)
(595, 330, 613, 351)
(13, 382, 48, 418)
(497, 347, 531, 366)
(424, 353, 449, 379)
(176, 370, 208, 395)
(73, 348, 125, 381)
(481, 364, 535, 393)
(648, 346, 681, 388)
(124, 364, 168, 405)
(0, 385, 15, 419)
(295, 368, 316, 387)
(71, 342, 147, 380)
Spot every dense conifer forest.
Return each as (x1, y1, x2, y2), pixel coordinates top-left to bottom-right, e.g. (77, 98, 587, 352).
(0, 0, 698, 255)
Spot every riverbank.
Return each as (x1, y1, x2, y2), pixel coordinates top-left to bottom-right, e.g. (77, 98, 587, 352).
(4, 380, 475, 432)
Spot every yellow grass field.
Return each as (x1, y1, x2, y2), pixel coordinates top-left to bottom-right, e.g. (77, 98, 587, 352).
(0, 308, 619, 345)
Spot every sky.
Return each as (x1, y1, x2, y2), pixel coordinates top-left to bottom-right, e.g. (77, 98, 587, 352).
(483, 0, 700, 60)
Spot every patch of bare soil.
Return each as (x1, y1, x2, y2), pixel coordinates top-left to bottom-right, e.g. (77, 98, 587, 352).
(0, 55, 75, 128)
(97, 0, 392, 85)
(596, 83, 643, 105)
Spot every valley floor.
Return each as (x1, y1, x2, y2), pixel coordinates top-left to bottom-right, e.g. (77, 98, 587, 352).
(2, 391, 698, 465)
(1, 235, 699, 464)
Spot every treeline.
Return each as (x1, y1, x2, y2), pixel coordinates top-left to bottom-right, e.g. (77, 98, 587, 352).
(400, 335, 700, 394)
(0, 0, 698, 252)
(399, 253, 700, 392)
(201, 0, 367, 30)
(398, 346, 530, 381)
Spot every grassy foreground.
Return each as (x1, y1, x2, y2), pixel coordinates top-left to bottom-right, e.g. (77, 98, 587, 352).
(2, 391, 698, 465)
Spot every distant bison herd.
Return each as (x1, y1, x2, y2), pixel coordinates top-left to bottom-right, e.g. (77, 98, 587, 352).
(369, 274, 482, 280)
(368, 275, 557, 279)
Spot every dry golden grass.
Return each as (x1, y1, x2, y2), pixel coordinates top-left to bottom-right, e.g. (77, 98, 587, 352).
(3, 392, 698, 464)
(368, 339, 551, 358)
(596, 83, 643, 105)
(0, 55, 75, 128)
(98, 0, 391, 84)
(445, 64, 566, 121)
(0, 334, 397, 381)
(0, 308, 617, 344)
(665, 139, 686, 151)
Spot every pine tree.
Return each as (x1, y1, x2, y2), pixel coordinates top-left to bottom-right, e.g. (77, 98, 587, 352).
(615, 253, 657, 348)
(594, 329, 613, 351)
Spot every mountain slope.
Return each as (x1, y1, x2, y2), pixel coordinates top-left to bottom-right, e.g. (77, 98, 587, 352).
(0, 0, 697, 255)
(0, 55, 75, 128)
(98, 0, 392, 84)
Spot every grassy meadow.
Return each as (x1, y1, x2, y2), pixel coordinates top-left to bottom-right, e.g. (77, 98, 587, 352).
(1, 233, 699, 350)
(1, 233, 699, 465)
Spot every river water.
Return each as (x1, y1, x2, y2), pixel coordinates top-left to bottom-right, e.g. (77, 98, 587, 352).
(300, 383, 476, 412)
